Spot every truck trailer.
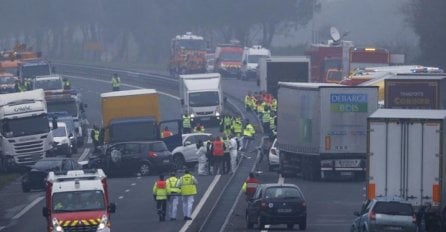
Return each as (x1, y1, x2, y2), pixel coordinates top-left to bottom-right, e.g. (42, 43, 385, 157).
(384, 74, 446, 109)
(276, 83, 378, 180)
(367, 109, 446, 230)
(258, 56, 310, 97)
(100, 89, 181, 150)
(179, 73, 223, 126)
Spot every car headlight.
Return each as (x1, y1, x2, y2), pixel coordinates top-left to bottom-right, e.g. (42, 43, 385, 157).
(96, 214, 109, 232)
(215, 112, 220, 117)
(190, 114, 195, 118)
(52, 218, 64, 232)
(61, 138, 69, 144)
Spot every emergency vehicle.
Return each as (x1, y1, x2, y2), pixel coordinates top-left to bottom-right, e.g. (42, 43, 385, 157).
(168, 32, 207, 76)
(214, 42, 243, 78)
(240, 45, 271, 80)
(42, 169, 115, 232)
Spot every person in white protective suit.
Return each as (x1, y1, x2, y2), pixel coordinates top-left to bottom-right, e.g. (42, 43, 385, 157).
(229, 136, 240, 174)
(196, 140, 208, 175)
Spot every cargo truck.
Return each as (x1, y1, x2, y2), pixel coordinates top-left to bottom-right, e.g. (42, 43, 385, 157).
(258, 56, 310, 97)
(179, 73, 223, 126)
(384, 74, 446, 109)
(101, 89, 181, 150)
(0, 89, 54, 171)
(367, 109, 446, 231)
(276, 83, 378, 180)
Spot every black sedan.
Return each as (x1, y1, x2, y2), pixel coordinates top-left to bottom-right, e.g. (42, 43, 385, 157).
(89, 140, 175, 176)
(21, 157, 82, 192)
(246, 183, 307, 230)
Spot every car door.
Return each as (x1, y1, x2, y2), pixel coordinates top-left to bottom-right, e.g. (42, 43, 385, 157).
(122, 143, 142, 170)
(183, 135, 199, 163)
(106, 143, 126, 171)
(247, 187, 263, 220)
(159, 119, 182, 151)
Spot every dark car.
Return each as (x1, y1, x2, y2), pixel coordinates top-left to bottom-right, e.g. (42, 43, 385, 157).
(21, 157, 82, 192)
(89, 141, 175, 176)
(246, 183, 307, 230)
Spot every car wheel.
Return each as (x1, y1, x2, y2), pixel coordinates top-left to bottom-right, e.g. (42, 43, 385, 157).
(287, 224, 294, 230)
(299, 219, 307, 230)
(21, 183, 30, 193)
(139, 163, 151, 176)
(173, 154, 185, 169)
(246, 213, 254, 229)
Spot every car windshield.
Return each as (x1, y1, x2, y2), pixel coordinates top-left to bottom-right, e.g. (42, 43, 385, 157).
(47, 100, 78, 117)
(52, 126, 67, 137)
(33, 159, 62, 170)
(34, 79, 62, 90)
(1, 114, 50, 138)
(374, 202, 413, 216)
(189, 91, 219, 107)
(176, 39, 207, 51)
(0, 76, 16, 84)
(150, 142, 168, 152)
(52, 190, 105, 212)
(264, 187, 302, 199)
(57, 117, 75, 133)
(21, 64, 50, 79)
(220, 52, 242, 62)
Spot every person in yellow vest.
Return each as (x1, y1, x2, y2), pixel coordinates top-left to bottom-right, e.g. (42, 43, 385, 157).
(269, 111, 277, 138)
(176, 170, 198, 220)
(244, 92, 252, 112)
(231, 116, 243, 137)
(153, 174, 168, 221)
(242, 119, 256, 151)
(262, 109, 271, 134)
(166, 172, 181, 220)
(182, 114, 192, 134)
(90, 125, 100, 153)
(111, 73, 120, 91)
(271, 98, 277, 112)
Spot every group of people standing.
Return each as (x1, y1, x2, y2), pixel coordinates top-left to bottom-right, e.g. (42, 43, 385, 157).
(196, 135, 240, 176)
(152, 170, 198, 222)
(244, 91, 277, 136)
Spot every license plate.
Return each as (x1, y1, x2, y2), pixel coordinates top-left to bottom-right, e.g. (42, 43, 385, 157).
(277, 208, 292, 213)
(335, 159, 360, 168)
(163, 160, 170, 163)
(340, 172, 353, 176)
(385, 226, 402, 230)
(201, 117, 210, 121)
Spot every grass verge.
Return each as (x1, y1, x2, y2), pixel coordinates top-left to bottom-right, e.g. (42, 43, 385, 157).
(0, 173, 19, 190)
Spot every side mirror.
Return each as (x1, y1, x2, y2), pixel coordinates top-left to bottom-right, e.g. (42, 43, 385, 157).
(180, 99, 184, 105)
(353, 211, 360, 216)
(69, 133, 73, 138)
(42, 207, 50, 218)
(108, 203, 116, 213)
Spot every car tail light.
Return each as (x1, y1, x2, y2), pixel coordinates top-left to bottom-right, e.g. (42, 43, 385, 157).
(368, 210, 376, 221)
(148, 151, 157, 158)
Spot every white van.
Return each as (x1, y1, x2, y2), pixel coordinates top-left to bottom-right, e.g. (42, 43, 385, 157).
(240, 45, 271, 80)
(49, 122, 73, 157)
(34, 74, 64, 94)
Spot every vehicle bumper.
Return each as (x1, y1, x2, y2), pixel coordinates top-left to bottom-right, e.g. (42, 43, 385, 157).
(218, 68, 241, 77)
(242, 70, 257, 79)
(369, 223, 417, 232)
(53, 143, 71, 155)
(260, 211, 306, 225)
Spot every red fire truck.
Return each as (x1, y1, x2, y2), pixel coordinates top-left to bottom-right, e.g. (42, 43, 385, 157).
(168, 32, 207, 76)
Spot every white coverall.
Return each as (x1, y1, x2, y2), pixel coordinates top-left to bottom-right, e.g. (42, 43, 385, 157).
(197, 145, 208, 175)
(229, 137, 239, 173)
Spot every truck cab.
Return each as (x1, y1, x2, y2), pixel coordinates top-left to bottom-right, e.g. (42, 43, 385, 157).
(240, 45, 271, 80)
(179, 73, 224, 126)
(214, 43, 243, 78)
(34, 74, 64, 94)
(18, 59, 52, 80)
(43, 169, 116, 232)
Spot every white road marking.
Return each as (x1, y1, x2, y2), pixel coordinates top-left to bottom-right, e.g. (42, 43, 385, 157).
(179, 175, 221, 232)
(12, 196, 45, 220)
(64, 74, 180, 100)
(118, 196, 124, 200)
(131, 183, 136, 186)
(0, 226, 5, 231)
(78, 148, 90, 162)
(261, 225, 271, 231)
(125, 189, 130, 193)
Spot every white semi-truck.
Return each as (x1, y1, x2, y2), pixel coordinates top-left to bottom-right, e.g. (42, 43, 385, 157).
(0, 89, 53, 171)
(276, 82, 378, 180)
(179, 73, 223, 125)
(367, 109, 446, 230)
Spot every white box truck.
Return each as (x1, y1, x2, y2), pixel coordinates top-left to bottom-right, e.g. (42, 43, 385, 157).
(0, 89, 54, 171)
(179, 73, 223, 125)
(258, 56, 310, 97)
(367, 109, 446, 229)
(276, 82, 378, 180)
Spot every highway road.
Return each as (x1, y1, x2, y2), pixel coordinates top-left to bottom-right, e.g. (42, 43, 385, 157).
(0, 64, 365, 232)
